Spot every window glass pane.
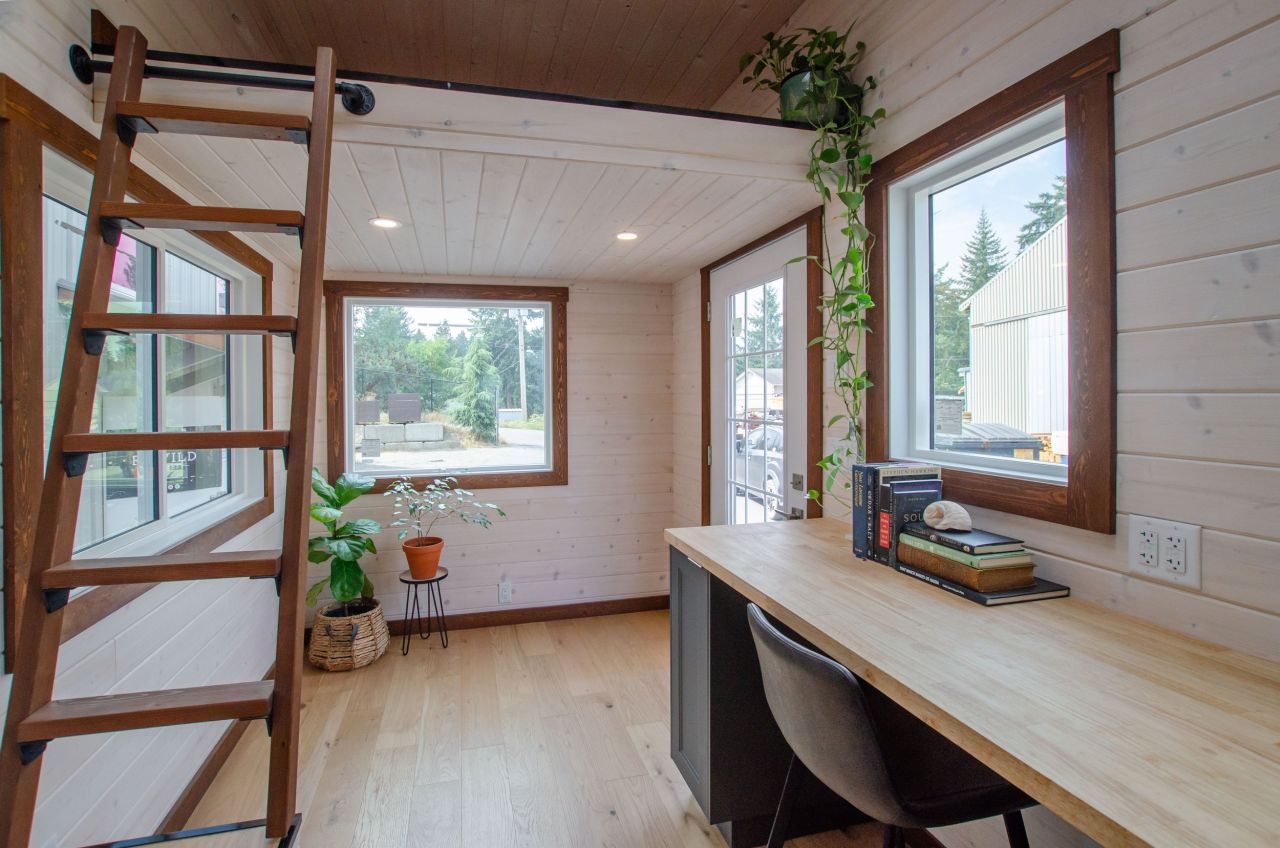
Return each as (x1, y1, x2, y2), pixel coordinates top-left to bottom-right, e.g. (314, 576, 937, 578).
(349, 302, 550, 477)
(928, 137, 1068, 468)
(163, 253, 231, 515)
(42, 195, 159, 550)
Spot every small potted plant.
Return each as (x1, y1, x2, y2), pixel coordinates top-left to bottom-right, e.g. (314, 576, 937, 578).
(385, 475, 506, 579)
(306, 469, 388, 671)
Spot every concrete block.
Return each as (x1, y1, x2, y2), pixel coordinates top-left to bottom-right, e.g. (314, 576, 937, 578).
(405, 422, 445, 441)
(365, 424, 405, 442)
(352, 424, 365, 442)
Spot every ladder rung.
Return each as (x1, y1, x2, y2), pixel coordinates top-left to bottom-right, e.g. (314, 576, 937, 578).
(17, 681, 275, 742)
(43, 550, 282, 590)
(99, 202, 303, 236)
(117, 101, 310, 144)
(63, 430, 289, 454)
(82, 313, 298, 337)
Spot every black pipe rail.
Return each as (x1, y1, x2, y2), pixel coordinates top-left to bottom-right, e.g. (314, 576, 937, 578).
(68, 45, 376, 116)
(70, 41, 807, 130)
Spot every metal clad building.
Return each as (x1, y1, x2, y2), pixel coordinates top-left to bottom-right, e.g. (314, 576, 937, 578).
(961, 218, 1068, 438)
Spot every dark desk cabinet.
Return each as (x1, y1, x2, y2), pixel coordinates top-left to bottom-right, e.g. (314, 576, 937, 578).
(669, 546, 865, 847)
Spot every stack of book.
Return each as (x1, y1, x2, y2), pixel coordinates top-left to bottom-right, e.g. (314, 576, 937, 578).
(850, 461, 1069, 606)
(895, 522, 1069, 606)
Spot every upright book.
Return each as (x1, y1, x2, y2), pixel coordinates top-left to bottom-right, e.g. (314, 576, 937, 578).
(852, 463, 940, 563)
(877, 478, 943, 567)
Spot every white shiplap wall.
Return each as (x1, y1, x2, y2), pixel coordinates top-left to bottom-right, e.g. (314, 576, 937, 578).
(313, 274, 675, 618)
(709, 0, 1280, 845)
(0, 3, 298, 843)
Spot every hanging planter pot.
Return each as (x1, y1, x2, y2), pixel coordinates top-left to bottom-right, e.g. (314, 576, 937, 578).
(779, 70, 843, 125)
(308, 598, 390, 672)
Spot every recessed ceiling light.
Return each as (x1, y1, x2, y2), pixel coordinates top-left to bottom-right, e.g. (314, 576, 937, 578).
(369, 217, 402, 229)
(616, 231, 638, 241)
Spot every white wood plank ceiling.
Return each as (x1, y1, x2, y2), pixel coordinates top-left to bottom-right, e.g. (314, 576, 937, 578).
(127, 81, 818, 283)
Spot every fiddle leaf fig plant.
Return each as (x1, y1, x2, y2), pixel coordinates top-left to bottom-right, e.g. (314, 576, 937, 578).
(306, 468, 381, 606)
(741, 24, 886, 508)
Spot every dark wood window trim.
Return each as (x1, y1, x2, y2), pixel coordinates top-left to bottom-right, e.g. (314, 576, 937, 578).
(864, 31, 1119, 534)
(0, 75, 277, 669)
(700, 207, 825, 525)
(324, 279, 569, 494)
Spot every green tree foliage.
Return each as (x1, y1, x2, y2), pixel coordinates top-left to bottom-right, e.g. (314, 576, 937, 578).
(406, 336, 458, 412)
(1016, 175, 1066, 253)
(449, 338, 500, 443)
(932, 212, 1009, 396)
(351, 306, 424, 402)
(959, 209, 1008, 292)
(931, 264, 969, 396)
(743, 283, 784, 368)
(467, 307, 545, 416)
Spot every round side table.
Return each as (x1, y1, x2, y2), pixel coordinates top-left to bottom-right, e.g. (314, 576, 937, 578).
(399, 567, 449, 655)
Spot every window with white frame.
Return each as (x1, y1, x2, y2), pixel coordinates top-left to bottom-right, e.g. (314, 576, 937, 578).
(42, 149, 265, 555)
(886, 103, 1069, 484)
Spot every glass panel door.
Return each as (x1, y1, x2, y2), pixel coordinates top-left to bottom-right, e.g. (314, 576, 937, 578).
(709, 228, 807, 525)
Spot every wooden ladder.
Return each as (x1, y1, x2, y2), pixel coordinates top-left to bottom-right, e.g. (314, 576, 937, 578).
(0, 25, 335, 847)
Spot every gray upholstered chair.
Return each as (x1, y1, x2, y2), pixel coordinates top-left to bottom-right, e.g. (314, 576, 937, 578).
(746, 603, 1035, 848)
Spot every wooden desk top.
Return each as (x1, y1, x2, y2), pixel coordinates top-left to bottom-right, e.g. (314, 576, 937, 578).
(666, 518, 1280, 848)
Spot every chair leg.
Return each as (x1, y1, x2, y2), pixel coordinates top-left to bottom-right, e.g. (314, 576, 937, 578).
(767, 754, 805, 848)
(1003, 811, 1030, 848)
(882, 825, 905, 848)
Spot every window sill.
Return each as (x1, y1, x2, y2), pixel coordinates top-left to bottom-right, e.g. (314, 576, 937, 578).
(362, 467, 567, 494)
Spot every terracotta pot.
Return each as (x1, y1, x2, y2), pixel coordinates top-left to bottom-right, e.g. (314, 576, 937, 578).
(403, 535, 445, 579)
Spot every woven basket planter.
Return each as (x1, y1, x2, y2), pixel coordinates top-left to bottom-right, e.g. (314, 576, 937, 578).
(308, 598, 390, 672)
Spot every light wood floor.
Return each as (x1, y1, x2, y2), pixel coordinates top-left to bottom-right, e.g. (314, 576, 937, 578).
(189, 610, 879, 847)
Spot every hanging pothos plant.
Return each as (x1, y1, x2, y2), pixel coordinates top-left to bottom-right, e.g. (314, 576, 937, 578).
(740, 25, 885, 508)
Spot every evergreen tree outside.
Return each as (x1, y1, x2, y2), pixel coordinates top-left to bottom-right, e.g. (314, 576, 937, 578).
(449, 338, 500, 443)
(932, 210, 1009, 396)
(958, 209, 1008, 292)
(1016, 175, 1066, 252)
(743, 282, 784, 368)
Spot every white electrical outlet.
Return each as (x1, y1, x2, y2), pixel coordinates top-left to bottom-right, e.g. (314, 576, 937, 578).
(499, 580, 513, 604)
(1128, 515, 1201, 588)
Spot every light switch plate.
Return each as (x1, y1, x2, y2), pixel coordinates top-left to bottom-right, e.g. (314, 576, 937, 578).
(1128, 515, 1201, 589)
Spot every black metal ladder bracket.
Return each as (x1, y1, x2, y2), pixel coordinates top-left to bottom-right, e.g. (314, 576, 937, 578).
(43, 588, 72, 614)
(82, 327, 126, 356)
(64, 452, 90, 478)
(99, 217, 123, 247)
(17, 740, 47, 766)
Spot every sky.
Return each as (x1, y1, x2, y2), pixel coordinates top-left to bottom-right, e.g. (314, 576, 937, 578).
(356, 304, 545, 337)
(929, 139, 1066, 275)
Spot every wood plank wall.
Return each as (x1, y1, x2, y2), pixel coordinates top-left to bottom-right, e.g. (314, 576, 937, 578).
(315, 275, 675, 616)
(709, 0, 1280, 845)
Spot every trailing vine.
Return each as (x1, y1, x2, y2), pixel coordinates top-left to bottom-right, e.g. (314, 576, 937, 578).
(740, 25, 884, 508)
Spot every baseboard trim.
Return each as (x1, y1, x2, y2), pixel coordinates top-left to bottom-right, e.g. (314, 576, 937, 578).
(384, 593, 670, 635)
(157, 663, 274, 834)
